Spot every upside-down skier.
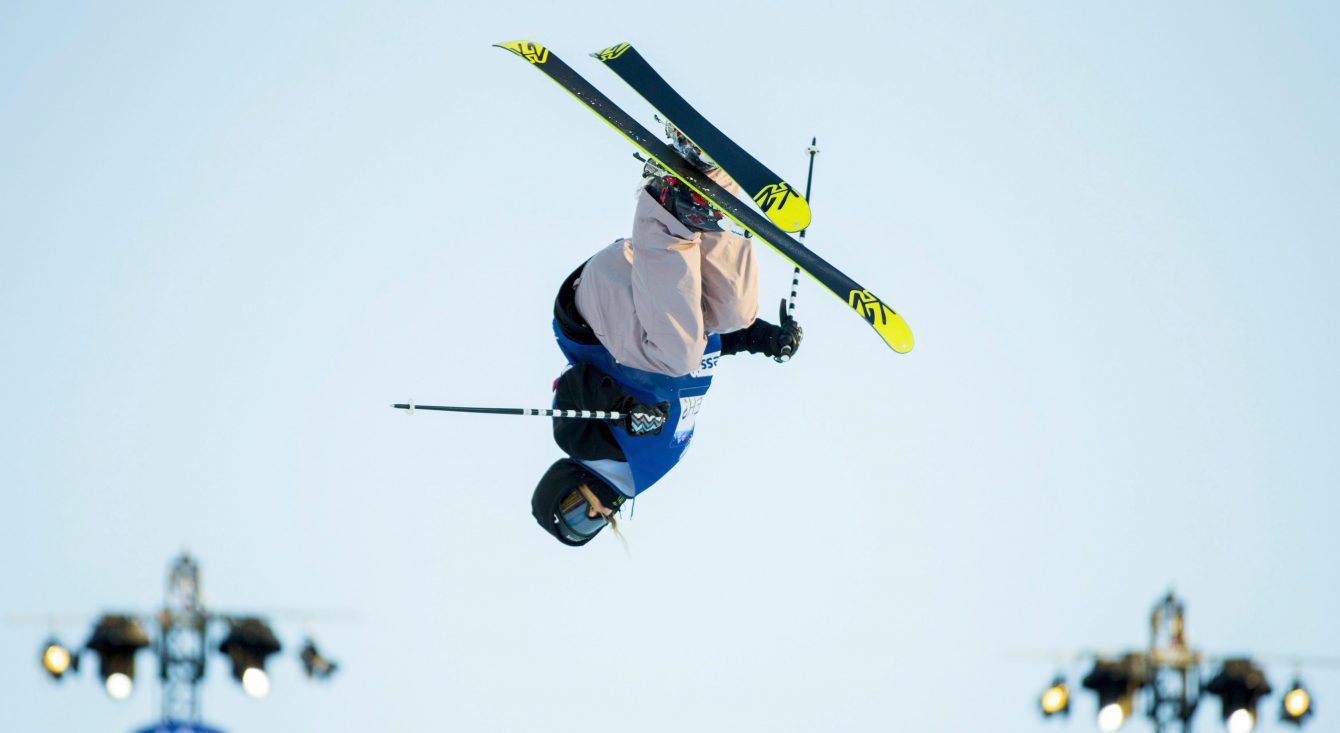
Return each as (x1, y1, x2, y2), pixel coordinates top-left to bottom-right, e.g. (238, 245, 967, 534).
(532, 138, 804, 547)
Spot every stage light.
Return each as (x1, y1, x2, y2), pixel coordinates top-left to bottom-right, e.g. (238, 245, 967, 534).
(299, 639, 338, 681)
(241, 667, 271, 698)
(1083, 656, 1142, 733)
(218, 617, 281, 699)
(1039, 677, 1069, 717)
(1227, 708, 1256, 733)
(1281, 680, 1313, 726)
(1206, 659, 1271, 732)
(39, 639, 74, 680)
(105, 672, 133, 700)
(1098, 702, 1127, 733)
(84, 615, 150, 701)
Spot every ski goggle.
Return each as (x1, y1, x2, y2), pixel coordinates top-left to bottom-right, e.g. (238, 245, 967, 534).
(557, 487, 609, 543)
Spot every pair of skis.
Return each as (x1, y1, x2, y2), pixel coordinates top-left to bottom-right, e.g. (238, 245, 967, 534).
(593, 42, 813, 234)
(495, 40, 914, 356)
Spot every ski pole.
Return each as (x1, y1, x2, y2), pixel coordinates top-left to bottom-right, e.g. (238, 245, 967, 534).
(391, 401, 624, 420)
(777, 137, 818, 364)
(787, 136, 820, 318)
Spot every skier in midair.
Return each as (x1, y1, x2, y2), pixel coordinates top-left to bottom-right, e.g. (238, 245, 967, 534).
(533, 133, 804, 546)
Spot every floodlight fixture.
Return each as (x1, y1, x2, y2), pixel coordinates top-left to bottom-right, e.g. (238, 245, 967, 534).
(1097, 702, 1128, 733)
(1280, 679, 1313, 726)
(1083, 655, 1144, 732)
(84, 615, 150, 701)
(39, 638, 76, 680)
(218, 617, 281, 699)
(1226, 708, 1256, 733)
(1039, 676, 1070, 717)
(241, 666, 271, 698)
(1206, 658, 1271, 732)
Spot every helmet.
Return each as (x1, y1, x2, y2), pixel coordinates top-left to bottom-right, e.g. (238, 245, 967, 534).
(532, 459, 626, 546)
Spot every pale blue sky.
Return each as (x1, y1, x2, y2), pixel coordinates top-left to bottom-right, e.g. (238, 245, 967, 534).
(2, 2, 1338, 732)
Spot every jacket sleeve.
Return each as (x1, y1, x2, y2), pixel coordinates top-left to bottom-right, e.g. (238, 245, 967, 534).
(628, 166, 756, 374)
(698, 168, 759, 334)
(552, 363, 628, 462)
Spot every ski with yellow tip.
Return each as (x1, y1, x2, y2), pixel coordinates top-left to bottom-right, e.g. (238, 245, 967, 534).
(494, 41, 913, 355)
(590, 42, 812, 233)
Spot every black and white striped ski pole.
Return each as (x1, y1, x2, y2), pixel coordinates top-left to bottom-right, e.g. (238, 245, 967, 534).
(391, 401, 624, 420)
(788, 136, 820, 317)
(778, 137, 819, 363)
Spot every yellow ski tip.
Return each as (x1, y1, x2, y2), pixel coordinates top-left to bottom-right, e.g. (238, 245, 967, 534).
(848, 289, 914, 354)
(766, 197, 811, 232)
(880, 312, 915, 354)
(753, 183, 812, 232)
(495, 40, 550, 64)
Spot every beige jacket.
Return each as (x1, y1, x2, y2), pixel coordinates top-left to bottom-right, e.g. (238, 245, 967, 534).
(574, 168, 759, 377)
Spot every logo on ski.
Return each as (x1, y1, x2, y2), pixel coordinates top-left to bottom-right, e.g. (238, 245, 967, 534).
(848, 290, 895, 326)
(593, 43, 631, 62)
(498, 41, 549, 65)
(848, 289, 913, 352)
(753, 183, 798, 212)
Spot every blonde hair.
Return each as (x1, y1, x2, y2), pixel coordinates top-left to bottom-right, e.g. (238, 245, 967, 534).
(578, 483, 629, 554)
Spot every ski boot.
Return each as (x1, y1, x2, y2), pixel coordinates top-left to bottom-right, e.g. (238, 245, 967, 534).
(641, 158, 726, 233)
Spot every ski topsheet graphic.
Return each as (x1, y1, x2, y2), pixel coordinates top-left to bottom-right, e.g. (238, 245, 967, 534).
(494, 41, 913, 355)
(591, 42, 812, 233)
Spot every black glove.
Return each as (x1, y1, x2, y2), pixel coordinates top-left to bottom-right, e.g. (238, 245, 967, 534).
(617, 398, 670, 436)
(720, 299, 803, 361)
